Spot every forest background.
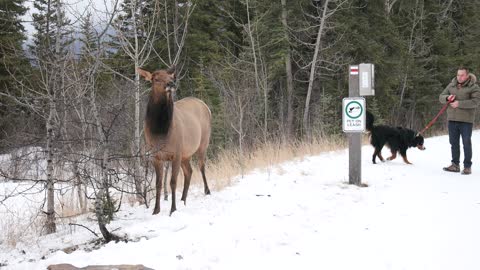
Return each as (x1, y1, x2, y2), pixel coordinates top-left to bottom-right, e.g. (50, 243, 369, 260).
(1, 0, 479, 239)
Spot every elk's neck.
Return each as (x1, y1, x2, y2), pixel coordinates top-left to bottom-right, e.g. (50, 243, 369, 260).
(146, 92, 174, 136)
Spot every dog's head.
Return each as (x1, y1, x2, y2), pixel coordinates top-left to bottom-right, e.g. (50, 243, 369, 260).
(413, 133, 425, 150)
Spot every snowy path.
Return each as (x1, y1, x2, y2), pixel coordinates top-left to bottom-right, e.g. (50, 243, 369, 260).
(2, 131, 480, 270)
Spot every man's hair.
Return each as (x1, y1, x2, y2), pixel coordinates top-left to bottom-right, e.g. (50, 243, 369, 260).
(458, 66, 470, 74)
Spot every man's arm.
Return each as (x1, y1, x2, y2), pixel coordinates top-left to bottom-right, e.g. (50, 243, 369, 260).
(458, 85, 480, 109)
(439, 84, 451, 104)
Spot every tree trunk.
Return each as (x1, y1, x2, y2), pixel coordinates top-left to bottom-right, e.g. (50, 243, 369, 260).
(245, 0, 267, 142)
(133, 71, 144, 204)
(132, 2, 145, 204)
(79, 104, 88, 213)
(441, 0, 454, 21)
(238, 96, 244, 155)
(281, 0, 294, 139)
(263, 76, 268, 143)
(397, 0, 420, 125)
(45, 94, 56, 234)
(303, 0, 330, 137)
(74, 163, 86, 213)
(173, 0, 179, 58)
(94, 148, 115, 242)
(90, 82, 116, 242)
(384, 0, 398, 17)
(245, 0, 261, 96)
(44, 0, 62, 235)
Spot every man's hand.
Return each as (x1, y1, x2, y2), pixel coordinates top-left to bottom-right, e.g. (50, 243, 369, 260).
(450, 100, 459, 108)
(447, 95, 456, 102)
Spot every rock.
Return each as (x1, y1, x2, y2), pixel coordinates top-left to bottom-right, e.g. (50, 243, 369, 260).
(47, 264, 154, 270)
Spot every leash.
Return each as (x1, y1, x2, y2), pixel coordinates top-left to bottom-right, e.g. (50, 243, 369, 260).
(418, 99, 453, 135)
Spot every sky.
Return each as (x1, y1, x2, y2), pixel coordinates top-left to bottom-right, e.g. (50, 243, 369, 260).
(22, 0, 116, 35)
(1, 131, 480, 270)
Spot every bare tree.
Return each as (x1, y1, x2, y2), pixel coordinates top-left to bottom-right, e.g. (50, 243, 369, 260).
(112, 0, 157, 203)
(222, 1, 271, 143)
(384, 0, 399, 16)
(78, 0, 121, 242)
(207, 65, 256, 157)
(112, 0, 193, 204)
(281, 0, 295, 140)
(301, 0, 348, 137)
(393, 0, 429, 126)
(0, 0, 82, 235)
(245, 0, 270, 143)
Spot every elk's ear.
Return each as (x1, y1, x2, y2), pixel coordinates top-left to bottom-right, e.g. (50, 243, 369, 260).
(137, 68, 152, 82)
(166, 65, 176, 76)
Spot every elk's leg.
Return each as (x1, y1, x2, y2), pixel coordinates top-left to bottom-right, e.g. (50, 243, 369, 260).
(180, 159, 193, 204)
(152, 159, 164, 215)
(169, 158, 181, 215)
(198, 151, 211, 195)
(163, 162, 169, 201)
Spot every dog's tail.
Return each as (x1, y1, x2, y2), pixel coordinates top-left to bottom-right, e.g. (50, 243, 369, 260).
(366, 111, 374, 131)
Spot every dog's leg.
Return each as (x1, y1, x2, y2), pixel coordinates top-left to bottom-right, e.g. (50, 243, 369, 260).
(372, 149, 378, 164)
(377, 145, 385, 162)
(372, 147, 384, 164)
(378, 151, 385, 162)
(400, 149, 412, 164)
(387, 149, 397, 161)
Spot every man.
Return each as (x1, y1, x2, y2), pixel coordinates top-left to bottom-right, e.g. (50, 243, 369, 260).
(439, 67, 480, 175)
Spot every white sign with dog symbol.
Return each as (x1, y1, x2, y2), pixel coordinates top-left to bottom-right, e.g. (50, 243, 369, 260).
(342, 97, 366, 132)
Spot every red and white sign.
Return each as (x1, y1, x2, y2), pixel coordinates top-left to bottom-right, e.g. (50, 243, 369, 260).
(350, 66, 359, 75)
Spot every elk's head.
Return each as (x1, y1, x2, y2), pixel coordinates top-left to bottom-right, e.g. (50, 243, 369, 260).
(137, 66, 177, 97)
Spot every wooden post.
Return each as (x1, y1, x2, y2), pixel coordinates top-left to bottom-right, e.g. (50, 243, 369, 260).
(348, 65, 361, 186)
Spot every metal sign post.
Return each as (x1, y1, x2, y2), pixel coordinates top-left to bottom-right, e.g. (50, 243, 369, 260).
(343, 64, 374, 186)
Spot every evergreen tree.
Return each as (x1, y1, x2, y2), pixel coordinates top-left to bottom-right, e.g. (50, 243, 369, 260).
(79, 12, 99, 57)
(0, 0, 28, 145)
(151, 0, 245, 152)
(0, 0, 26, 85)
(30, 0, 72, 62)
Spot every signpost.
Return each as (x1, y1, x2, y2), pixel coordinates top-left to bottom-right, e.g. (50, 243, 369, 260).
(342, 98, 365, 132)
(344, 64, 374, 186)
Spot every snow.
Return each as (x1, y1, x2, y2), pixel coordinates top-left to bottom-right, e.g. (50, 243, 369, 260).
(2, 131, 480, 270)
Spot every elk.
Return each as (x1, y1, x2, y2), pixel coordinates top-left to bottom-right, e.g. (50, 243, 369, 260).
(138, 67, 211, 215)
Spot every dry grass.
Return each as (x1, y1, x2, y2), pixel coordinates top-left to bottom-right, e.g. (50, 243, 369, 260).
(0, 207, 45, 248)
(189, 129, 452, 191)
(187, 136, 349, 191)
(57, 194, 85, 219)
(190, 128, 452, 191)
(1, 217, 24, 247)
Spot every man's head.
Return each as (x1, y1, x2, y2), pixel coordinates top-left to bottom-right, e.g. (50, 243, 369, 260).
(457, 67, 470, 84)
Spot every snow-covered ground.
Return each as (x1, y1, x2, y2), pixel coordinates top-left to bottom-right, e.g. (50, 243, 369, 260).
(1, 131, 480, 270)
